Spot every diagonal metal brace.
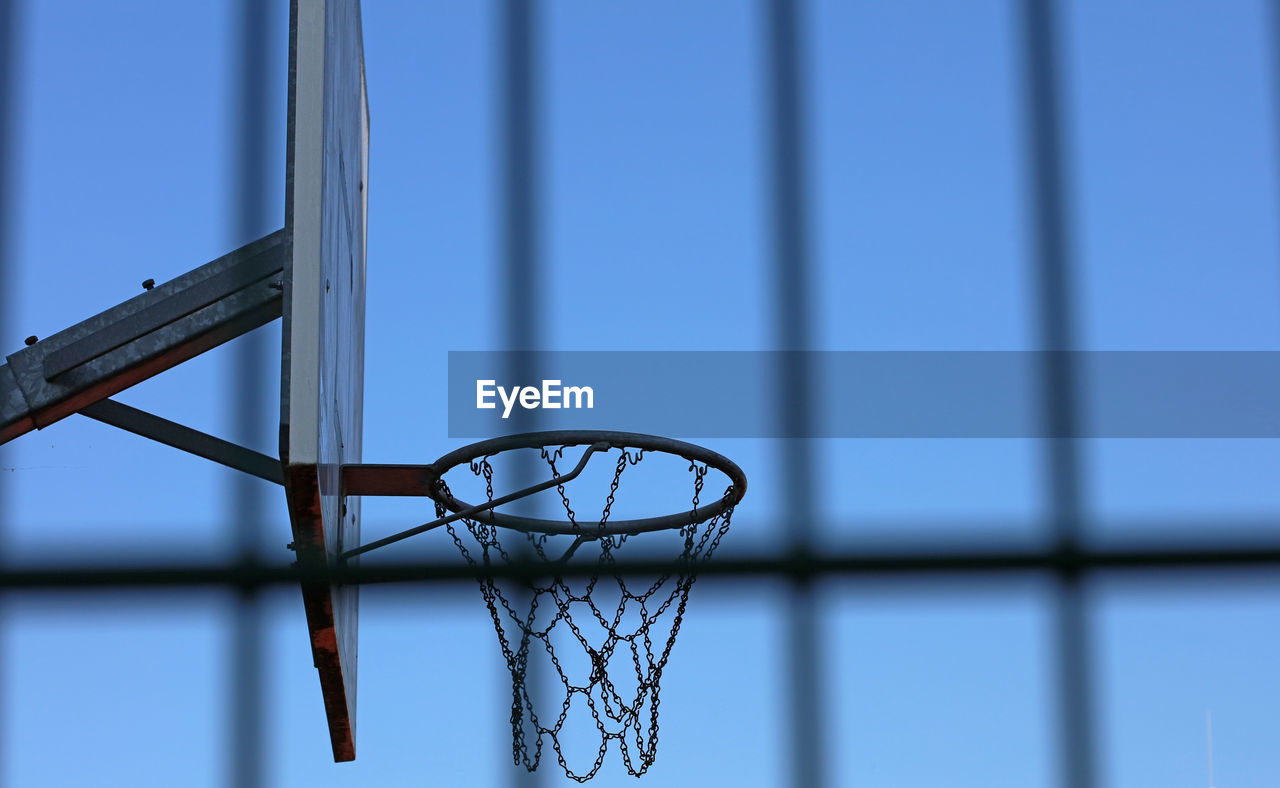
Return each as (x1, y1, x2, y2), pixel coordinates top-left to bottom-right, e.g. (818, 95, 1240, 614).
(80, 398, 284, 486)
(339, 442, 609, 560)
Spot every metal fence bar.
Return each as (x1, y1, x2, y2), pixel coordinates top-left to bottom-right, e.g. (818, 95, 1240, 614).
(1271, 3, 1280, 285)
(2, 543, 1280, 589)
(1019, 1, 1096, 786)
(0, 2, 16, 784)
(766, 0, 824, 785)
(499, 1, 545, 784)
(229, 1, 272, 785)
(501, 0, 540, 357)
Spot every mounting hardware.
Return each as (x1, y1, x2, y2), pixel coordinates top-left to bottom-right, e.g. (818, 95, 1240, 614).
(24, 336, 37, 346)
(142, 278, 155, 291)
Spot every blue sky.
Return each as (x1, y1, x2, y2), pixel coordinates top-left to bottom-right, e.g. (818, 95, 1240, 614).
(3, 1, 1280, 786)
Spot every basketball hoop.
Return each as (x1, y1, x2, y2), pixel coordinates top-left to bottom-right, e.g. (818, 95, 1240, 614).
(368, 431, 747, 781)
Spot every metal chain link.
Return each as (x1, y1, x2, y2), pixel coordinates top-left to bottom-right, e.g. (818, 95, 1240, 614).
(436, 447, 738, 781)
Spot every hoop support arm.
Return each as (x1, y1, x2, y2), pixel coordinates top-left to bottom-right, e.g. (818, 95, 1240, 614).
(340, 464, 436, 497)
(0, 229, 286, 445)
(339, 442, 609, 561)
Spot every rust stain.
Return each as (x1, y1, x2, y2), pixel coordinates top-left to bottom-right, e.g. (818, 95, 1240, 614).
(284, 461, 356, 762)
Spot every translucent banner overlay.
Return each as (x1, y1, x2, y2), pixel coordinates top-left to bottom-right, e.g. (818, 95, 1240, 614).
(448, 351, 1280, 438)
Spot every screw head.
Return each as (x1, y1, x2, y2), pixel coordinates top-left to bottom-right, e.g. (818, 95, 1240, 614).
(24, 335, 37, 346)
(142, 278, 155, 291)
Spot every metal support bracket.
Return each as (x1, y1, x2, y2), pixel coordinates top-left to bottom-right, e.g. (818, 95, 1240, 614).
(340, 464, 436, 497)
(0, 229, 287, 444)
(80, 399, 283, 486)
(337, 442, 608, 560)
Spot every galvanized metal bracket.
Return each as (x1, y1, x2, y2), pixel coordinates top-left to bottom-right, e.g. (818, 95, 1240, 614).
(0, 229, 286, 445)
(0, 230, 289, 486)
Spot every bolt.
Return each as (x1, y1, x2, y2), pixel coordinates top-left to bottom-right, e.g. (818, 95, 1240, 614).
(286, 541, 296, 551)
(142, 278, 155, 291)
(24, 335, 37, 346)
(268, 280, 283, 291)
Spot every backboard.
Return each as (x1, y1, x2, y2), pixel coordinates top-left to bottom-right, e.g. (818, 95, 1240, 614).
(280, 0, 369, 763)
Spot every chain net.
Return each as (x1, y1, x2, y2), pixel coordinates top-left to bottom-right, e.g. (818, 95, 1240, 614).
(433, 445, 738, 781)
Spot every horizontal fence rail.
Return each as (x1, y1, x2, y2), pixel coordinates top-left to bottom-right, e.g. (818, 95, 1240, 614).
(2, 544, 1279, 590)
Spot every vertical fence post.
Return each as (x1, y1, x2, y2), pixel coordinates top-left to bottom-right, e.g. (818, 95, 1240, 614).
(1019, 2, 1095, 786)
(766, 1, 824, 785)
(499, 1, 545, 784)
(229, 2, 272, 785)
(0, 2, 16, 784)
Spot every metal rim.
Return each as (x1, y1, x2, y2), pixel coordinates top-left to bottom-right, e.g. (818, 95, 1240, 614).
(427, 430, 748, 536)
